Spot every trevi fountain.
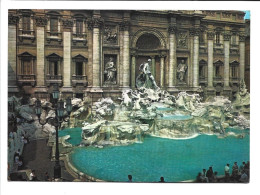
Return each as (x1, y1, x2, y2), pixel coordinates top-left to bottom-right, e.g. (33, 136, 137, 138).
(8, 59, 249, 182)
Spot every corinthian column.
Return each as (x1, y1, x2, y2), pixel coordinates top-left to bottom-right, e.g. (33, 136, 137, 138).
(35, 16, 48, 97)
(160, 55, 165, 88)
(239, 34, 246, 80)
(131, 54, 136, 89)
(120, 20, 130, 89)
(62, 19, 73, 90)
(89, 17, 103, 92)
(168, 25, 177, 88)
(193, 29, 200, 87)
(207, 32, 214, 88)
(223, 32, 231, 88)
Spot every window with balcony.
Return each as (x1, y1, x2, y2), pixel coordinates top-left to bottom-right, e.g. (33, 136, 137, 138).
(230, 61, 239, 80)
(18, 10, 35, 41)
(46, 11, 61, 41)
(72, 54, 88, 87)
(76, 62, 83, 76)
(46, 53, 62, 86)
(213, 60, 224, 79)
(17, 52, 36, 86)
(21, 59, 32, 75)
(199, 60, 207, 79)
(49, 61, 59, 76)
(72, 14, 87, 43)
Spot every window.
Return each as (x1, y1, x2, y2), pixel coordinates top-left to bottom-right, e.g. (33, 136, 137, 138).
(46, 53, 62, 76)
(21, 60, 32, 75)
(230, 61, 239, 78)
(72, 54, 87, 77)
(216, 13, 220, 19)
(22, 16, 30, 32)
(76, 62, 83, 75)
(215, 66, 220, 77)
(48, 61, 59, 75)
(18, 52, 35, 76)
(76, 20, 83, 35)
(199, 60, 207, 78)
(50, 18, 58, 33)
(216, 32, 220, 44)
(214, 60, 224, 78)
(231, 66, 236, 78)
(231, 35, 237, 45)
(199, 32, 205, 44)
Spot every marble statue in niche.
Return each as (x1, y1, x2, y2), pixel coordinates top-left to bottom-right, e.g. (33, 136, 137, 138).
(104, 26, 117, 44)
(136, 59, 159, 90)
(104, 57, 117, 85)
(177, 60, 188, 83)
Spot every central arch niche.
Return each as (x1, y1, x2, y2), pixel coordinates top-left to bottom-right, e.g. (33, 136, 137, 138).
(131, 29, 166, 88)
(136, 33, 161, 50)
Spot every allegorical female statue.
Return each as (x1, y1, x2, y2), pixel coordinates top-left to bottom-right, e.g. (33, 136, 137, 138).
(104, 57, 117, 84)
(177, 60, 187, 82)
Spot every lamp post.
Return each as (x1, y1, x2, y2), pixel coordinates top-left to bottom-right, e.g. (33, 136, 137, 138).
(35, 85, 72, 179)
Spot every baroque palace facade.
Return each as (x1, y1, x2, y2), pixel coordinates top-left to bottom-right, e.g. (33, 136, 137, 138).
(8, 10, 247, 101)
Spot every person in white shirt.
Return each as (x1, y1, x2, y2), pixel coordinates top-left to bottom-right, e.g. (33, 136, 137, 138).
(29, 170, 36, 181)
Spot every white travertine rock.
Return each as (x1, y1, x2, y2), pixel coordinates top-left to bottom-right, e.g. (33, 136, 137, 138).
(71, 98, 83, 108)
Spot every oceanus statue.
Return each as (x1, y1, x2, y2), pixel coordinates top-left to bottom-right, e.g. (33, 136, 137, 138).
(136, 59, 159, 90)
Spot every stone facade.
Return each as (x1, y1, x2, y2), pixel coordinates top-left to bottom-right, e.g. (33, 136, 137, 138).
(8, 10, 248, 101)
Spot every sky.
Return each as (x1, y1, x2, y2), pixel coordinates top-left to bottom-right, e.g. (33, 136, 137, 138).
(244, 11, 250, 19)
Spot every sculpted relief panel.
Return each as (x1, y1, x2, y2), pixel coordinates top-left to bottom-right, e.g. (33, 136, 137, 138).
(103, 25, 118, 44)
(177, 31, 188, 49)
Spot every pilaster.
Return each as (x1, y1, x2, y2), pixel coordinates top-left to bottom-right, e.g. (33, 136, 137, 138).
(168, 24, 177, 90)
(8, 14, 19, 94)
(35, 16, 48, 97)
(160, 55, 165, 88)
(207, 31, 214, 89)
(193, 28, 200, 87)
(239, 34, 246, 80)
(62, 19, 73, 94)
(88, 16, 104, 92)
(131, 54, 136, 89)
(223, 32, 231, 89)
(120, 20, 130, 89)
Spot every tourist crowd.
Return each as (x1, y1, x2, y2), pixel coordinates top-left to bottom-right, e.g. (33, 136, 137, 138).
(196, 161, 249, 183)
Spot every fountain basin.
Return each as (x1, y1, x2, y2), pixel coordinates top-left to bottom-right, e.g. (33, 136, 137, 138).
(68, 129, 249, 182)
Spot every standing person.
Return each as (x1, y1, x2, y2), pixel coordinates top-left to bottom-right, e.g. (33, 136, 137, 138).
(44, 172, 50, 181)
(159, 177, 165, 182)
(127, 175, 132, 182)
(201, 168, 209, 182)
(224, 164, 230, 182)
(206, 166, 214, 182)
(29, 170, 36, 181)
(232, 162, 239, 181)
(239, 162, 246, 173)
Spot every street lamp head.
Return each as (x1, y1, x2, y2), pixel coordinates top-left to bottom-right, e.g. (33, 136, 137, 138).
(35, 99, 42, 118)
(66, 98, 72, 115)
(52, 84, 60, 100)
(57, 99, 64, 118)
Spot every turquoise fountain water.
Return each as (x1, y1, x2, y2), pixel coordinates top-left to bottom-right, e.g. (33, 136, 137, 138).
(65, 128, 249, 182)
